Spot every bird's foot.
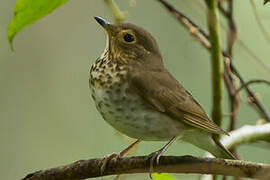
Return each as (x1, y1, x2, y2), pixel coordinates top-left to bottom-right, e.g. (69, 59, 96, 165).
(100, 152, 120, 175)
(100, 139, 141, 175)
(148, 137, 177, 179)
(148, 149, 164, 178)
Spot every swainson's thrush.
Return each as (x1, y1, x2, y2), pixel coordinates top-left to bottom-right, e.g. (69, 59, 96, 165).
(90, 17, 235, 172)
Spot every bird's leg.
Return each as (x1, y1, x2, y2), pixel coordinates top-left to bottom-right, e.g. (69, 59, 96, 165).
(100, 139, 141, 175)
(149, 136, 177, 178)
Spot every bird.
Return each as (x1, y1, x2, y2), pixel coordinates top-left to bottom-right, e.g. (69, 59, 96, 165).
(89, 16, 235, 173)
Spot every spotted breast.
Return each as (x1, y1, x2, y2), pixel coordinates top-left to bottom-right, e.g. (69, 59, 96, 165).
(89, 49, 186, 141)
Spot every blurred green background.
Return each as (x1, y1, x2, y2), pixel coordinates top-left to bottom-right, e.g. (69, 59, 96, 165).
(0, 0, 270, 179)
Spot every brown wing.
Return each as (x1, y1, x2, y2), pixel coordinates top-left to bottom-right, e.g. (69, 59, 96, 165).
(130, 69, 227, 135)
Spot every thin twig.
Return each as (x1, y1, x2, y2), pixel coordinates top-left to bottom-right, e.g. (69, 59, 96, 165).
(230, 65, 270, 121)
(219, 0, 240, 134)
(22, 155, 270, 180)
(218, 0, 237, 56)
(235, 79, 270, 95)
(223, 60, 240, 131)
(157, 0, 211, 49)
(157, 0, 270, 122)
(104, 0, 126, 24)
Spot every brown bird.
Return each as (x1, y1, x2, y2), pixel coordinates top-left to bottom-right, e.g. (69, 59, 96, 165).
(90, 16, 235, 173)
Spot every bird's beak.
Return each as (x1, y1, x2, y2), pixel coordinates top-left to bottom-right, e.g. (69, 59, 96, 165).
(94, 16, 112, 32)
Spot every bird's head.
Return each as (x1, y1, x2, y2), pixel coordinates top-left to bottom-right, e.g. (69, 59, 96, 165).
(94, 16, 163, 68)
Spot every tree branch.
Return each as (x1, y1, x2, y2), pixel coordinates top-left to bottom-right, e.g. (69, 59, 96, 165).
(22, 155, 270, 180)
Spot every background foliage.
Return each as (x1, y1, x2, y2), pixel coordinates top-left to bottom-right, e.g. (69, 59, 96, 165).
(0, 0, 270, 179)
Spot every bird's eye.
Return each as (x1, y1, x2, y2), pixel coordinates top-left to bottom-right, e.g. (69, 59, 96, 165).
(123, 33, 135, 43)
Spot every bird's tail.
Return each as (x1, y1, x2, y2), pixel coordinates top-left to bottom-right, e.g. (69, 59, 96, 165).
(212, 135, 236, 159)
(181, 129, 236, 160)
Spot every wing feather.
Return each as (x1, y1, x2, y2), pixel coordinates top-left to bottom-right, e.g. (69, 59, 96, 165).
(131, 69, 227, 135)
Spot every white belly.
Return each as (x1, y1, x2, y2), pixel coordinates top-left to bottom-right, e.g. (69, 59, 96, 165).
(90, 82, 187, 141)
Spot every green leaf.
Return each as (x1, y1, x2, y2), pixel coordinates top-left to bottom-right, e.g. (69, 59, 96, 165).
(8, 0, 68, 50)
(153, 173, 178, 180)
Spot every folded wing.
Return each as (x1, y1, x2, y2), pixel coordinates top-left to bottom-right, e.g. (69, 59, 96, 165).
(131, 69, 227, 135)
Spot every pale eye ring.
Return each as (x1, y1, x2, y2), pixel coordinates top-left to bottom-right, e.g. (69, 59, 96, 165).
(123, 33, 135, 43)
